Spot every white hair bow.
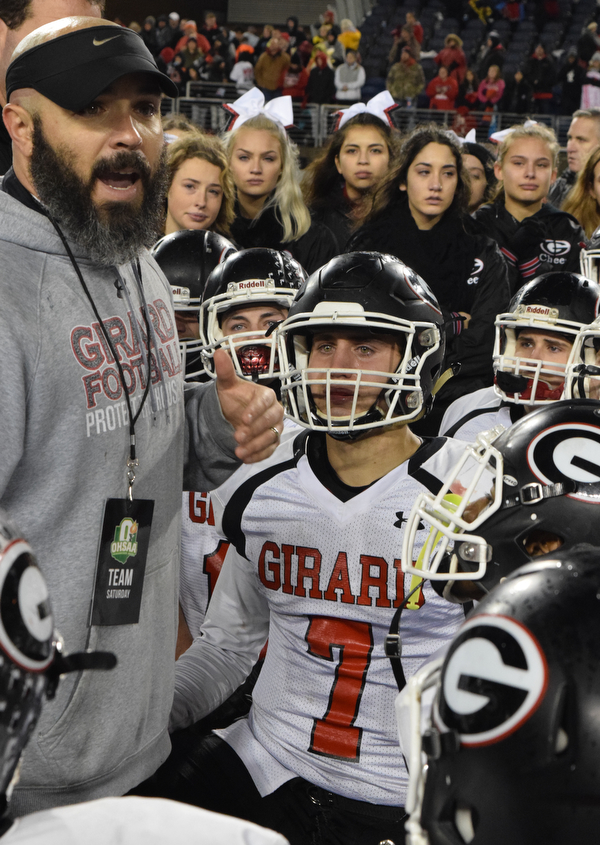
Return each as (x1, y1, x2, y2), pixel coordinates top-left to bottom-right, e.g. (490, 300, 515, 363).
(224, 87, 294, 130)
(446, 128, 477, 146)
(489, 119, 538, 144)
(335, 90, 398, 130)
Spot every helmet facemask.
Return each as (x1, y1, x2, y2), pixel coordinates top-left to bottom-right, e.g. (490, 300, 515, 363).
(200, 281, 296, 383)
(173, 285, 206, 381)
(402, 428, 502, 600)
(277, 303, 443, 439)
(580, 245, 600, 284)
(493, 310, 578, 406)
(564, 320, 600, 400)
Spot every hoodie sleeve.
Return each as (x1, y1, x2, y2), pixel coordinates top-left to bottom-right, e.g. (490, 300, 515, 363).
(183, 381, 241, 492)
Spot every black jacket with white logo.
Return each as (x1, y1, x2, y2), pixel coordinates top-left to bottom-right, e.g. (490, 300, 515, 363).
(348, 202, 511, 411)
(473, 201, 585, 292)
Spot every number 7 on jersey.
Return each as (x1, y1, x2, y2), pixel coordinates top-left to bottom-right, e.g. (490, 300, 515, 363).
(305, 617, 374, 761)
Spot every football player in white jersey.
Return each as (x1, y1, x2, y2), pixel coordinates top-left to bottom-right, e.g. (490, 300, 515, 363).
(439, 271, 600, 441)
(177, 249, 307, 656)
(0, 510, 287, 845)
(161, 253, 492, 845)
(151, 229, 238, 659)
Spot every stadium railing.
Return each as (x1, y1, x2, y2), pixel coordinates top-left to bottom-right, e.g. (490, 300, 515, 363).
(161, 97, 573, 148)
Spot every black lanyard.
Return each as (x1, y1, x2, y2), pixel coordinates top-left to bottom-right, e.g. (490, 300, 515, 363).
(48, 215, 152, 500)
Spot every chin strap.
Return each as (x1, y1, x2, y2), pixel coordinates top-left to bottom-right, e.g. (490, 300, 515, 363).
(404, 364, 461, 426)
(385, 580, 426, 692)
(571, 363, 600, 399)
(432, 364, 461, 396)
(501, 479, 577, 510)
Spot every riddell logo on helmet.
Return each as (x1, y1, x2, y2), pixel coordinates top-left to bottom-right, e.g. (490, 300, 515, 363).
(235, 280, 270, 291)
(515, 305, 559, 318)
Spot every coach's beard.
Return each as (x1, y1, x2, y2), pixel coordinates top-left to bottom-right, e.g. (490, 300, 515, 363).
(29, 116, 168, 266)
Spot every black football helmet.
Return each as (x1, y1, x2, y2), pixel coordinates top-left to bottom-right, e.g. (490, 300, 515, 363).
(0, 511, 115, 810)
(399, 547, 600, 845)
(151, 230, 236, 380)
(402, 399, 600, 601)
(277, 252, 447, 438)
(200, 248, 307, 382)
(493, 271, 600, 405)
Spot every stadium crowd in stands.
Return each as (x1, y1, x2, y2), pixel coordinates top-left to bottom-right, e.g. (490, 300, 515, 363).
(113, 1, 600, 114)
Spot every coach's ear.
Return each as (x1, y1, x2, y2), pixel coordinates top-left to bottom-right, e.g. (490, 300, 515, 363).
(3, 100, 35, 158)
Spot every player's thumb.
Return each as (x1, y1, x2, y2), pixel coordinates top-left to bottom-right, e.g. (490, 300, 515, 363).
(213, 347, 239, 390)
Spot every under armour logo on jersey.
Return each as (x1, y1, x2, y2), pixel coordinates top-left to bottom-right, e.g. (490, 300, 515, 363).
(394, 511, 424, 530)
(526, 422, 600, 501)
(434, 614, 547, 746)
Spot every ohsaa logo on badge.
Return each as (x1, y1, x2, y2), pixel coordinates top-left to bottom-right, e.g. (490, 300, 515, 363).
(434, 614, 548, 746)
(110, 518, 139, 564)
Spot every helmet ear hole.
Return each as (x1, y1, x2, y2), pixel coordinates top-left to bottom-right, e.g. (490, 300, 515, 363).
(555, 727, 569, 755)
(522, 529, 563, 557)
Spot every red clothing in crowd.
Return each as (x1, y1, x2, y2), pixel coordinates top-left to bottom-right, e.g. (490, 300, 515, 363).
(280, 65, 309, 98)
(477, 77, 505, 104)
(176, 29, 211, 56)
(434, 46, 467, 83)
(503, 1, 523, 22)
(412, 21, 424, 43)
(426, 74, 459, 109)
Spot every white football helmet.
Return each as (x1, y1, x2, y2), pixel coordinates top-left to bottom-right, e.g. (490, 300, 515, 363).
(493, 272, 599, 406)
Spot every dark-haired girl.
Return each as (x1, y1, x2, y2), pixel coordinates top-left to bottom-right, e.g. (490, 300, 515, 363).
(348, 124, 510, 431)
(303, 112, 400, 248)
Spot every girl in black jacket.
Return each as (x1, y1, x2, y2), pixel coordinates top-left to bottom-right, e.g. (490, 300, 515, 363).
(348, 125, 511, 432)
(302, 108, 400, 249)
(473, 122, 584, 291)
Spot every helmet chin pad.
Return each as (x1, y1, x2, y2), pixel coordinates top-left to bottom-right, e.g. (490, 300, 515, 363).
(495, 370, 564, 401)
(237, 344, 273, 377)
(313, 399, 386, 441)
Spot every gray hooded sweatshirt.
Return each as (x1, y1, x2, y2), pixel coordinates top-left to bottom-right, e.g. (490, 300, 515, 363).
(0, 188, 241, 814)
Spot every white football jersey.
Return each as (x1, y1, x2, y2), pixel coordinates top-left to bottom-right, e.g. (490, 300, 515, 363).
(3, 796, 288, 845)
(173, 431, 489, 807)
(180, 421, 299, 636)
(439, 385, 523, 441)
(180, 490, 231, 638)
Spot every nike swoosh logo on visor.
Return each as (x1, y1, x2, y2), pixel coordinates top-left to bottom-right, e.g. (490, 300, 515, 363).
(93, 35, 121, 46)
